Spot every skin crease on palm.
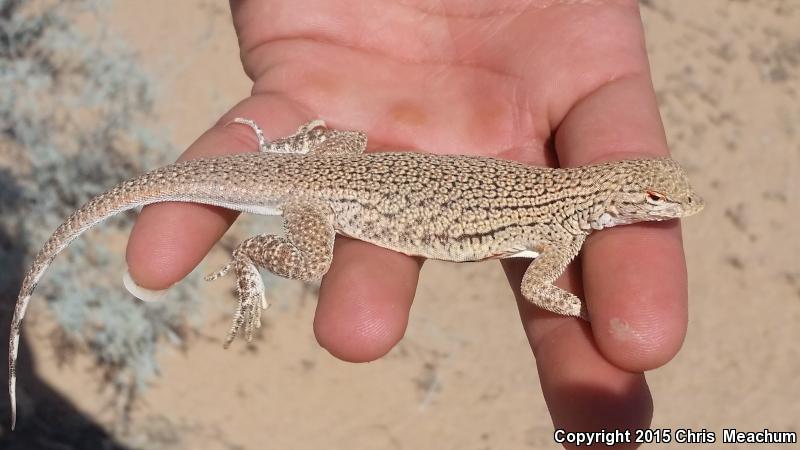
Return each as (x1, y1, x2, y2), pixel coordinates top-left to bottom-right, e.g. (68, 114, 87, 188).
(124, 0, 686, 441)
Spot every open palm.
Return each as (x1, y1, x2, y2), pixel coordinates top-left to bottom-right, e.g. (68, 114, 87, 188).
(127, 0, 687, 438)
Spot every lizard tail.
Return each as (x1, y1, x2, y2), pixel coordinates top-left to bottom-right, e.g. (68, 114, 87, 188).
(9, 170, 167, 430)
(8, 157, 269, 430)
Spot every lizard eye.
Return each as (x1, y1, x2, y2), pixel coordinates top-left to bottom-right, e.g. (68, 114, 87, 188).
(646, 190, 666, 204)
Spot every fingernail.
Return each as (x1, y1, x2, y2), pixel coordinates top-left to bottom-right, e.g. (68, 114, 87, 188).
(123, 269, 171, 302)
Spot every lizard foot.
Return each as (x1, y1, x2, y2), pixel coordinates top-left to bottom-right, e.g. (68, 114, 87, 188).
(207, 257, 270, 348)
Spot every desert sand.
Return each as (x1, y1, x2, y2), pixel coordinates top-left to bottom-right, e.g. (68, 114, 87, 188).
(3, 1, 799, 449)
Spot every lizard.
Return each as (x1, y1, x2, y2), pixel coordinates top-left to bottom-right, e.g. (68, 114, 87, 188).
(7, 118, 704, 429)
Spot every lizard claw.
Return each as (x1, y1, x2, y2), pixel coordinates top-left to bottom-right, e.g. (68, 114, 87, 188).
(204, 262, 233, 282)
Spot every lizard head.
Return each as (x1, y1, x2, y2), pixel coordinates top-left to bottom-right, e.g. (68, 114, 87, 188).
(594, 157, 704, 229)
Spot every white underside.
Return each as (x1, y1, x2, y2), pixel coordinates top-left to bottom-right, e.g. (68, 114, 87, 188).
(195, 199, 282, 216)
(592, 211, 628, 230)
(503, 249, 540, 259)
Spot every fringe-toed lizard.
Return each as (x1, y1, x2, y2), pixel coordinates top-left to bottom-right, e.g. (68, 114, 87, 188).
(7, 118, 704, 429)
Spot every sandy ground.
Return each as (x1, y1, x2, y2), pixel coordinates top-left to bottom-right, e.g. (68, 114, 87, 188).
(5, 1, 800, 449)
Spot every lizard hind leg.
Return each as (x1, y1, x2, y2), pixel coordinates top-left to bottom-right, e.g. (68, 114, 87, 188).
(519, 238, 589, 321)
(206, 200, 336, 347)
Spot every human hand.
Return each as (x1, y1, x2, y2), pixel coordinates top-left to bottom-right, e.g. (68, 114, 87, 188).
(127, 0, 685, 440)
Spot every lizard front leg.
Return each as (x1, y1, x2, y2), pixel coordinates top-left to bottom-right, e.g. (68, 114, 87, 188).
(206, 200, 335, 347)
(231, 117, 367, 155)
(520, 236, 588, 320)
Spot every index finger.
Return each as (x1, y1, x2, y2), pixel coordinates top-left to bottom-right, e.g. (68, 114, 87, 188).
(556, 73, 689, 372)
